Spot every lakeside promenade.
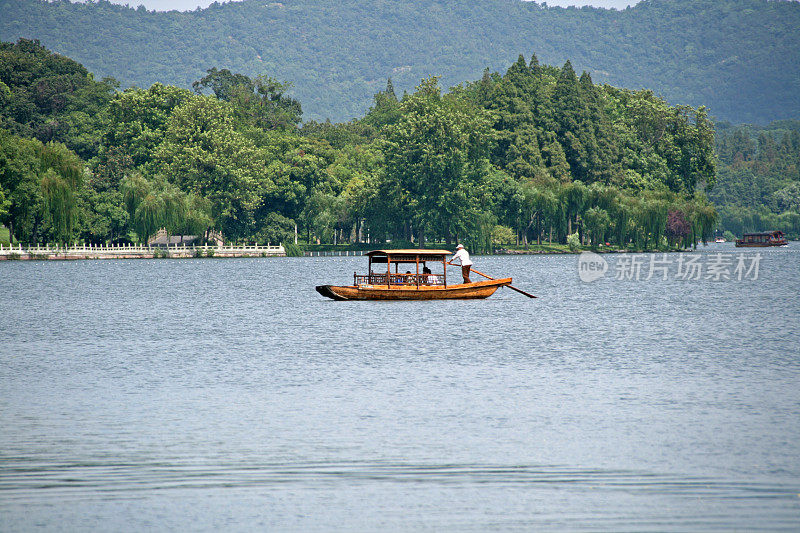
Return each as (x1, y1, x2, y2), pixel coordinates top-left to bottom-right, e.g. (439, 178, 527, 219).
(0, 243, 285, 260)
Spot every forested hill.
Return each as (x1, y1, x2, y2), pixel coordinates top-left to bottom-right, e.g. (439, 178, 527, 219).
(1, 0, 799, 124)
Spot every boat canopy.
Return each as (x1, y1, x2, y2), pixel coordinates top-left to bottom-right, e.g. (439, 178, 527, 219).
(742, 231, 784, 237)
(367, 249, 452, 264)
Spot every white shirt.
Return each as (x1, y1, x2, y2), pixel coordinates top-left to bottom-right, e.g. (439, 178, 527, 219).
(451, 249, 473, 266)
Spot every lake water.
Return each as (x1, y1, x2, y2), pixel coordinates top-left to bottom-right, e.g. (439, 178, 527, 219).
(1, 243, 799, 531)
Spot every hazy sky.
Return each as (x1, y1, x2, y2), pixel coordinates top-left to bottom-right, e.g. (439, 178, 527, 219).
(99, 0, 640, 13)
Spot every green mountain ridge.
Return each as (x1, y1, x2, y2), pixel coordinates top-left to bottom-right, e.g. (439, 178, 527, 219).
(1, 0, 799, 123)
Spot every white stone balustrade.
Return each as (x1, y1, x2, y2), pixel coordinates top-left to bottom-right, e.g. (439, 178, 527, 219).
(0, 242, 285, 259)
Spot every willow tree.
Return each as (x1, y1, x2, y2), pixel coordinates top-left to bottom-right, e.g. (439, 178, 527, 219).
(587, 182, 618, 213)
(559, 180, 587, 239)
(34, 141, 82, 243)
(640, 197, 669, 249)
(159, 183, 188, 236)
(522, 184, 559, 245)
(133, 192, 165, 245)
(583, 206, 611, 247)
(686, 200, 717, 247)
(121, 174, 151, 221)
(40, 169, 77, 243)
(177, 194, 213, 242)
(121, 174, 161, 243)
(121, 173, 208, 243)
(614, 197, 633, 248)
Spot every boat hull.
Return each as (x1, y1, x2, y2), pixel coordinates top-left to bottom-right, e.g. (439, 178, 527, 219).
(734, 241, 788, 247)
(316, 278, 512, 301)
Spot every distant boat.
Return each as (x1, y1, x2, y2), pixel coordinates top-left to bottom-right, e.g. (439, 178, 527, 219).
(715, 237, 726, 243)
(315, 249, 511, 300)
(735, 230, 788, 247)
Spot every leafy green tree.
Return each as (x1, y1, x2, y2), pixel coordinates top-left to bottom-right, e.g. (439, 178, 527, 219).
(194, 68, 302, 130)
(77, 186, 129, 243)
(383, 77, 494, 246)
(254, 212, 295, 245)
(329, 142, 384, 243)
(0, 38, 117, 159)
(363, 78, 402, 130)
(583, 206, 610, 247)
(1, 41, 734, 248)
(103, 83, 194, 168)
(154, 95, 274, 238)
(192, 68, 254, 102)
(300, 119, 377, 149)
(0, 183, 10, 223)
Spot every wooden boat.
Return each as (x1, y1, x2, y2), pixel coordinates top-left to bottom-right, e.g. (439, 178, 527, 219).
(315, 249, 511, 300)
(735, 230, 788, 247)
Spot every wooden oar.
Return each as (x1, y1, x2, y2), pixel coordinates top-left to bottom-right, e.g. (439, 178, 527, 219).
(447, 263, 537, 298)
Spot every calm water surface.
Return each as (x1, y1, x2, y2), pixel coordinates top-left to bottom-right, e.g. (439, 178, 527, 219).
(1, 244, 799, 531)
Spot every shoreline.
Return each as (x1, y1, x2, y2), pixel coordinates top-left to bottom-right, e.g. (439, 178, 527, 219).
(0, 245, 730, 261)
(0, 243, 285, 261)
(3, 240, 772, 262)
(494, 247, 694, 255)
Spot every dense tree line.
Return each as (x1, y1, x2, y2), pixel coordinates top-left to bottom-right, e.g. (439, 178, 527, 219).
(1, 41, 722, 250)
(1, 0, 798, 124)
(710, 120, 800, 238)
(0, 39, 117, 159)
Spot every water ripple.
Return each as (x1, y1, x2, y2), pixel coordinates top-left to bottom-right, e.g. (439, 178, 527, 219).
(2, 460, 797, 500)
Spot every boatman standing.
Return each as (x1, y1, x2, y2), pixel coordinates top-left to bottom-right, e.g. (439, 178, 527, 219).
(449, 244, 473, 284)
